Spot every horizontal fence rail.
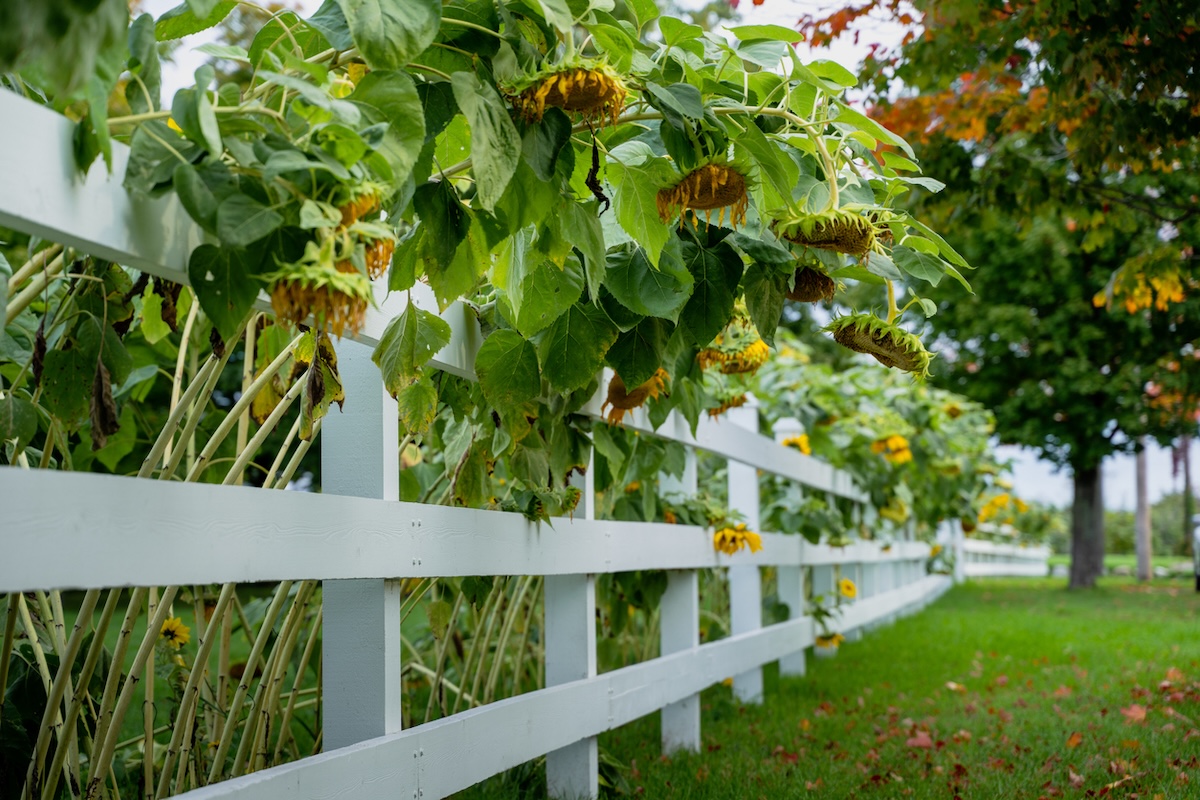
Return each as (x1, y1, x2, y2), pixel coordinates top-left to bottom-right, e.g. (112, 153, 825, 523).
(962, 539, 1051, 578)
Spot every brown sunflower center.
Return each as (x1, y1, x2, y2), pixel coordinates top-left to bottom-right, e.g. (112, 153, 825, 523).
(780, 217, 875, 257)
(831, 321, 924, 373)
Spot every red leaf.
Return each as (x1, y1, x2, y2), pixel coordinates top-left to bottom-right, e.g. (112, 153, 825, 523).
(906, 730, 934, 749)
(1120, 704, 1147, 724)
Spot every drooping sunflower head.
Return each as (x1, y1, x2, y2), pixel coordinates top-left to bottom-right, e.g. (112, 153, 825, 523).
(160, 617, 191, 650)
(697, 313, 769, 375)
(265, 239, 374, 338)
(773, 209, 882, 258)
(602, 368, 670, 425)
(712, 522, 762, 555)
(707, 392, 748, 418)
(509, 60, 627, 126)
(787, 265, 837, 303)
(825, 313, 932, 379)
(656, 162, 749, 228)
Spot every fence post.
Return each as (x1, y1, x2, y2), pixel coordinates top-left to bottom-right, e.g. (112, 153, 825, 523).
(772, 418, 806, 678)
(659, 452, 701, 752)
(951, 520, 966, 584)
(727, 400, 763, 704)
(546, 455, 598, 799)
(321, 339, 402, 750)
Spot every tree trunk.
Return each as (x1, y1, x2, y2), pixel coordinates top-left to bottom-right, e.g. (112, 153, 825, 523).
(1069, 464, 1105, 589)
(1135, 441, 1151, 582)
(1184, 435, 1193, 558)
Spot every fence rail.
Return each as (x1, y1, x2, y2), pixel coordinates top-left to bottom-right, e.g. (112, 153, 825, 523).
(2, 88, 956, 799)
(961, 539, 1051, 578)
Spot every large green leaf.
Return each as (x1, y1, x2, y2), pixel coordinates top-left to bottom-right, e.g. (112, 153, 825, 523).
(537, 303, 618, 393)
(607, 141, 676, 266)
(513, 256, 585, 337)
(413, 179, 470, 268)
(0, 393, 38, 449)
(427, 216, 489, 309)
(335, 0, 441, 70)
(372, 303, 452, 397)
(216, 195, 284, 247)
(395, 374, 439, 435)
(349, 70, 425, 188)
(604, 242, 693, 320)
(475, 330, 541, 409)
(741, 267, 787, 347)
(155, 1, 236, 40)
(678, 237, 744, 346)
(893, 245, 945, 287)
(606, 317, 671, 387)
(451, 71, 520, 211)
(187, 244, 263, 341)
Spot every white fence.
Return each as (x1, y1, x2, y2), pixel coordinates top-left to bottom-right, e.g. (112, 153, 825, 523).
(1, 91, 954, 799)
(960, 539, 1051, 578)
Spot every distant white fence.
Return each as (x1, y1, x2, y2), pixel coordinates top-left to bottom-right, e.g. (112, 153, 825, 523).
(960, 539, 1051, 578)
(1, 90, 953, 800)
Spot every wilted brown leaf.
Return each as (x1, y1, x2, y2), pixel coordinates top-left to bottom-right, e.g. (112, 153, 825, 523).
(1120, 704, 1147, 724)
(1066, 732, 1083, 749)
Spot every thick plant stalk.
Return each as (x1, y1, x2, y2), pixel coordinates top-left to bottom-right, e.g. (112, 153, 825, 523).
(0, 594, 19, 733)
(4, 253, 65, 326)
(261, 415, 302, 488)
(449, 584, 498, 717)
(16, 594, 53, 692)
(510, 577, 542, 697)
(220, 375, 304, 486)
(86, 586, 179, 800)
(452, 580, 504, 716)
(22, 588, 99, 800)
(270, 605, 322, 764)
(183, 336, 302, 483)
(143, 588, 158, 800)
(206, 580, 293, 784)
(466, 579, 510, 711)
(38, 588, 122, 800)
(232, 314, 261, 487)
(137, 353, 222, 478)
(86, 588, 147, 800)
(8, 243, 63, 288)
(271, 419, 321, 489)
(163, 300, 201, 467)
(423, 591, 464, 723)
(214, 593, 234, 746)
(484, 576, 535, 705)
(232, 580, 316, 777)
(155, 583, 236, 800)
(159, 344, 238, 482)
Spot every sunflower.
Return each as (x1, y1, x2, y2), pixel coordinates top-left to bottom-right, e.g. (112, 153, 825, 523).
(815, 632, 845, 647)
(787, 265, 837, 303)
(265, 239, 374, 338)
(509, 60, 627, 126)
(713, 523, 763, 555)
(697, 314, 770, 375)
(160, 617, 190, 650)
(773, 209, 882, 257)
(825, 314, 932, 378)
(707, 392, 747, 418)
(781, 434, 812, 455)
(838, 578, 857, 599)
(602, 369, 669, 425)
(656, 162, 749, 228)
(871, 434, 913, 465)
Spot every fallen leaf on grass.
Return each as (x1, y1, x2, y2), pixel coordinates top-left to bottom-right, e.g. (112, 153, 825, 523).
(946, 681, 967, 694)
(1166, 667, 1185, 682)
(1121, 739, 1141, 750)
(1054, 685, 1073, 698)
(1121, 704, 1147, 724)
(1066, 732, 1083, 749)
(906, 730, 934, 749)
(995, 675, 1009, 687)
(1068, 767, 1085, 788)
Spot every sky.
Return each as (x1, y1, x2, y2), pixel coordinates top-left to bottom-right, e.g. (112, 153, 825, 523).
(145, 0, 1196, 510)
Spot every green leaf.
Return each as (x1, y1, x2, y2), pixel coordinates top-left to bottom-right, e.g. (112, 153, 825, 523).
(530, 0, 574, 33)
(590, 23, 635, 73)
(830, 265, 885, 285)
(0, 393, 38, 449)
(864, 250, 903, 282)
(809, 59, 857, 87)
(562, 201, 606, 301)
(451, 71, 520, 211)
(335, 0, 441, 70)
(606, 317, 671, 387)
(187, 244, 262, 341)
(350, 70, 425, 188)
(475, 330, 541, 410)
(678, 236, 744, 346)
(604, 242, 693, 320)
(644, 82, 704, 123)
(156, 1, 237, 40)
(537, 303, 618, 394)
(396, 374, 439, 435)
(173, 163, 218, 233)
(371, 303, 452, 397)
(460, 576, 495, 608)
(892, 245, 945, 287)
(514, 256, 585, 338)
(727, 24, 802, 42)
(831, 99, 914, 159)
(522, 108, 571, 182)
(737, 122, 798, 211)
(659, 16, 702, 47)
(308, 0, 355, 49)
(413, 179, 470, 267)
(904, 216, 971, 269)
(742, 267, 786, 347)
(139, 283, 173, 344)
(425, 599, 453, 639)
(428, 216, 489, 309)
(216, 195, 284, 248)
(626, 0, 659, 30)
(607, 142, 675, 266)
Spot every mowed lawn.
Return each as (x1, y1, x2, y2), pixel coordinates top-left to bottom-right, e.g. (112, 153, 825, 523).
(466, 578, 1200, 798)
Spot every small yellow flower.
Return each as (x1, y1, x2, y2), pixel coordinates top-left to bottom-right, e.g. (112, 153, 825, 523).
(838, 578, 857, 599)
(160, 617, 190, 649)
(944, 403, 963, 419)
(712, 523, 762, 556)
(930, 545, 943, 558)
(815, 633, 844, 647)
(872, 435, 912, 464)
(624, 481, 641, 493)
(782, 434, 812, 455)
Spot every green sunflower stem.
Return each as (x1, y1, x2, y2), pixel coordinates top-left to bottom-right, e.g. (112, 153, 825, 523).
(886, 280, 899, 324)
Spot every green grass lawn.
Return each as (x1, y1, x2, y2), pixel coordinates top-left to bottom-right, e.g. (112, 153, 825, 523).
(1046, 553, 1193, 571)
(464, 578, 1200, 799)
